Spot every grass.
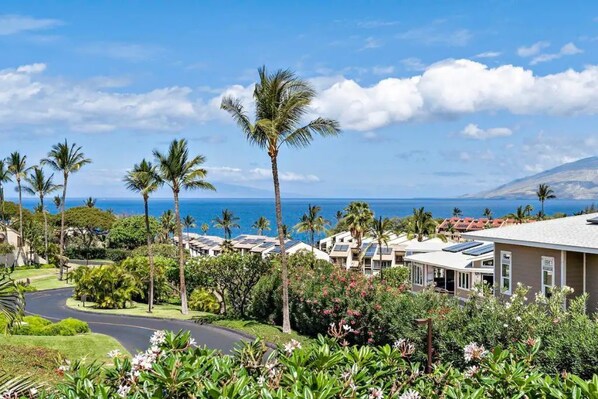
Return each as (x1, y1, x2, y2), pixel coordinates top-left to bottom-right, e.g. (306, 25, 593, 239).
(212, 319, 313, 347)
(9, 267, 74, 291)
(66, 297, 213, 320)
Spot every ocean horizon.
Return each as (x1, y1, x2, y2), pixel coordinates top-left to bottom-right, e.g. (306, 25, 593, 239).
(11, 197, 595, 241)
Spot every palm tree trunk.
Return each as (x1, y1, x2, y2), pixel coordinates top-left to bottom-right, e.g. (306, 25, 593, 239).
(144, 196, 155, 313)
(173, 190, 188, 314)
(0, 186, 6, 235)
(17, 180, 25, 266)
(59, 175, 68, 281)
(379, 240, 383, 272)
(541, 199, 545, 218)
(41, 195, 48, 262)
(270, 154, 291, 334)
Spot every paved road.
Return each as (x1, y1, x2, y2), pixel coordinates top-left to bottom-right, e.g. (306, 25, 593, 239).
(25, 288, 247, 354)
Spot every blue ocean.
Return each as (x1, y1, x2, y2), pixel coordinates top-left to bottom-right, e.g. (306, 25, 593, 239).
(17, 197, 595, 241)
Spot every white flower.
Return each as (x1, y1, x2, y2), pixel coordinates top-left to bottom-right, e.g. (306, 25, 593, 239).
(515, 316, 522, 322)
(503, 323, 508, 328)
(464, 365, 480, 378)
(463, 342, 488, 362)
(393, 338, 415, 357)
(369, 388, 384, 399)
(342, 324, 353, 332)
(108, 349, 121, 359)
(29, 388, 38, 395)
(117, 384, 131, 397)
(256, 376, 266, 387)
(283, 339, 302, 354)
(349, 382, 357, 392)
(150, 330, 166, 346)
(399, 389, 421, 399)
(188, 338, 197, 347)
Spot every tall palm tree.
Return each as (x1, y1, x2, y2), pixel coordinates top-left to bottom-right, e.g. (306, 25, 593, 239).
(368, 216, 393, 272)
(159, 210, 177, 242)
(183, 215, 196, 239)
(84, 197, 96, 208)
(536, 183, 556, 219)
(482, 207, 493, 220)
(509, 206, 528, 224)
(42, 140, 91, 280)
(406, 207, 447, 242)
(335, 210, 344, 223)
(294, 204, 329, 254)
(524, 204, 534, 217)
(154, 139, 215, 314)
(212, 209, 240, 240)
(23, 167, 61, 261)
(124, 159, 162, 313)
(343, 201, 374, 269)
(252, 216, 271, 235)
(221, 66, 340, 333)
(0, 161, 12, 232)
(452, 207, 462, 218)
(200, 223, 209, 235)
(7, 152, 32, 265)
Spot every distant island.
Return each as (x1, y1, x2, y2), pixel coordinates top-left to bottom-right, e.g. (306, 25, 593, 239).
(465, 156, 598, 199)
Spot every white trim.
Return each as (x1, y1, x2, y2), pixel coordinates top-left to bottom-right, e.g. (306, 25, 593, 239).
(560, 250, 566, 287)
(412, 263, 424, 286)
(541, 256, 555, 296)
(583, 253, 587, 294)
(461, 236, 598, 255)
(458, 272, 471, 290)
(500, 251, 512, 295)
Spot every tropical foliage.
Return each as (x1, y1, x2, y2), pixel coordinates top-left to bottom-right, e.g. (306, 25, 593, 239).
(72, 265, 140, 309)
(212, 209, 240, 240)
(107, 216, 160, 250)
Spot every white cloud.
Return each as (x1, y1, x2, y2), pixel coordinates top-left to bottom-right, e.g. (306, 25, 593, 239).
(372, 66, 395, 75)
(79, 42, 161, 61)
(397, 25, 471, 47)
(0, 14, 62, 35)
(360, 37, 382, 50)
(530, 42, 583, 65)
(207, 166, 319, 183)
(400, 57, 427, 71)
(517, 41, 550, 57)
(460, 123, 512, 140)
(474, 51, 501, 58)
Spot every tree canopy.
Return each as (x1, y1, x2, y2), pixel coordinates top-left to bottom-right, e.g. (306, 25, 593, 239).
(107, 215, 160, 250)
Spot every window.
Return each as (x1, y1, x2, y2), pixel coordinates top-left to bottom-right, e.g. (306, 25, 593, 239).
(541, 256, 555, 297)
(482, 259, 494, 268)
(501, 251, 512, 295)
(412, 263, 424, 286)
(458, 272, 471, 290)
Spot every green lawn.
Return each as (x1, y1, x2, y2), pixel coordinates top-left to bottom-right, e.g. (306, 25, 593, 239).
(212, 319, 313, 347)
(66, 297, 213, 320)
(9, 267, 74, 291)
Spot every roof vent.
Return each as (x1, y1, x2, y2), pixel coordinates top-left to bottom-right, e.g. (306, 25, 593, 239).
(588, 216, 598, 225)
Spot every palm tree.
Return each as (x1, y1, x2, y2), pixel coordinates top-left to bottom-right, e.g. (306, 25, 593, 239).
(405, 207, 447, 242)
(452, 207, 462, 218)
(252, 216, 271, 235)
(124, 159, 162, 313)
(200, 223, 209, 235)
(154, 139, 215, 314)
(7, 152, 32, 265)
(482, 207, 493, 220)
(335, 210, 344, 223)
(536, 183, 556, 219)
(23, 167, 61, 261)
(0, 273, 23, 331)
(368, 216, 393, 272)
(42, 140, 91, 280)
(53, 196, 62, 211)
(221, 66, 340, 334)
(0, 161, 12, 232)
(294, 204, 329, 255)
(509, 206, 528, 224)
(524, 204, 534, 217)
(343, 201, 374, 269)
(159, 210, 176, 242)
(212, 209, 240, 240)
(84, 197, 96, 207)
(183, 215, 196, 239)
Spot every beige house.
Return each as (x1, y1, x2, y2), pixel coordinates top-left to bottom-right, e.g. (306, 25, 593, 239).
(463, 213, 598, 311)
(0, 225, 45, 266)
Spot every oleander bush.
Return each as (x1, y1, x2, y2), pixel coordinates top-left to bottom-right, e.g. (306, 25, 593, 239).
(40, 330, 598, 398)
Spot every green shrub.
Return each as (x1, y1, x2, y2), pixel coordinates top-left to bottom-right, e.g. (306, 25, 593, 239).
(40, 323, 76, 336)
(107, 215, 160, 250)
(131, 243, 181, 261)
(56, 318, 90, 334)
(16, 282, 37, 293)
(120, 255, 175, 304)
(105, 248, 131, 262)
(192, 314, 225, 325)
(73, 265, 140, 309)
(11, 315, 89, 337)
(188, 289, 219, 313)
(377, 265, 410, 288)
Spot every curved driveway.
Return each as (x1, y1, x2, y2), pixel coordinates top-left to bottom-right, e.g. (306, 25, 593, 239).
(25, 288, 247, 354)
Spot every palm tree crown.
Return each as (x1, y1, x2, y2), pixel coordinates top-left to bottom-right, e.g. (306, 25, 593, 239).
(0, 161, 12, 227)
(343, 201, 374, 248)
(509, 206, 528, 224)
(536, 183, 556, 218)
(368, 216, 393, 270)
(452, 207, 462, 217)
(294, 204, 329, 247)
(252, 216, 271, 235)
(405, 207, 447, 242)
(213, 209, 240, 240)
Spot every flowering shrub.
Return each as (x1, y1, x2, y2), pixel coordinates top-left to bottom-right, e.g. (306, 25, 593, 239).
(36, 330, 598, 398)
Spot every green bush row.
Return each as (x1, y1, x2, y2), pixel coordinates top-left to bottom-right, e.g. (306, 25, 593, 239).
(11, 316, 90, 336)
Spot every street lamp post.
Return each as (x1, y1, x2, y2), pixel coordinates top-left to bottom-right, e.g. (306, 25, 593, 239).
(415, 317, 433, 373)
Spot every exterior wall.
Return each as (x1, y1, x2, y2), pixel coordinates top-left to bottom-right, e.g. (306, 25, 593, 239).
(585, 254, 598, 313)
(566, 251, 584, 300)
(493, 243, 562, 298)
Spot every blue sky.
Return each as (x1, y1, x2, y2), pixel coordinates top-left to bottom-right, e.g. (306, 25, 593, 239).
(2, 1, 598, 198)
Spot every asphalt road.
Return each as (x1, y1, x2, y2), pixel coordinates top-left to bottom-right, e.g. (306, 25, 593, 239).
(24, 288, 248, 354)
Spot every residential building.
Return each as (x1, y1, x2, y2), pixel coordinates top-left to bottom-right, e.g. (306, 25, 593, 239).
(437, 217, 517, 241)
(462, 213, 598, 311)
(0, 225, 45, 266)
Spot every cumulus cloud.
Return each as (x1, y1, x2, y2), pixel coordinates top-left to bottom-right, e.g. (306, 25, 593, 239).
(530, 42, 583, 65)
(460, 123, 512, 139)
(517, 41, 550, 57)
(0, 14, 62, 35)
(207, 166, 319, 183)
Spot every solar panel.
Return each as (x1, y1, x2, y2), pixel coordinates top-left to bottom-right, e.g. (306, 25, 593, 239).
(443, 241, 483, 253)
(333, 244, 349, 252)
(365, 244, 378, 257)
(588, 217, 598, 225)
(259, 242, 275, 249)
(463, 244, 494, 256)
(380, 246, 393, 255)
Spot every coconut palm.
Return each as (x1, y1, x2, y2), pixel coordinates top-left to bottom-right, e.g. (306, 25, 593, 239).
(84, 197, 96, 208)
(7, 152, 33, 265)
(221, 66, 341, 333)
(42, 140, 91, 280)
(536, 183, 556, 219)
(200, 223, 209, 235)
(405, 207, 447, 242)
(343, 201, 374, 269)
(159, 210, 176, 242)
(483, 207, 493, 220)
(509, 206, 528, 224)
(335, 210, 344, 223)
(153, 139, 215, 314)
(524, 204, 534, 217)
(252, 216, 271, 235)
(23, 167, 61, 261)
(213, 209, 240, 240)
(294, 204, 329, 255)
(368, 216, 393, 272)
(53, 196, 61, 211)
(183, 215, 196, 239)
(124, 159, 162, 313)
(452, 207, 462, 217)
(0, 161, 12, 232)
